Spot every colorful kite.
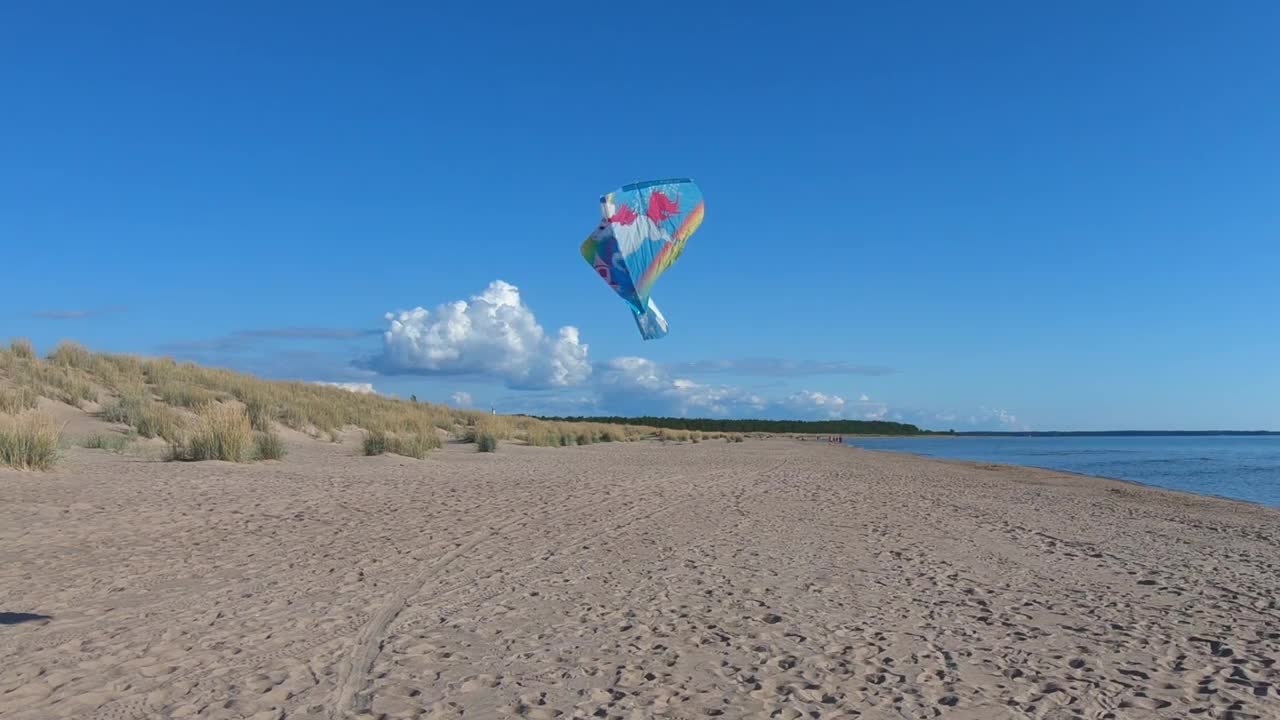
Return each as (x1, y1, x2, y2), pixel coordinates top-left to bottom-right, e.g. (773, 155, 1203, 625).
(580, 178, 705, 340)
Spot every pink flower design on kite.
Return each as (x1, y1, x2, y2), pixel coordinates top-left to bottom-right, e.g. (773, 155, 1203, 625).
(608, 203, 639, 225)
(646, 191, 680, 223)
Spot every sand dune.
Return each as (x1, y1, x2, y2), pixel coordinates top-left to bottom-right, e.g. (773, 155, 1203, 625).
(2, 436, 1277, 719)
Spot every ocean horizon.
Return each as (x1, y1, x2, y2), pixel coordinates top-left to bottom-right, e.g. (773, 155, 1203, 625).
(844, 434, 1280, 507)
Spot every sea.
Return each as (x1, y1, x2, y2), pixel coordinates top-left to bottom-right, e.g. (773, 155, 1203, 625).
(843, 435, 1280, 507)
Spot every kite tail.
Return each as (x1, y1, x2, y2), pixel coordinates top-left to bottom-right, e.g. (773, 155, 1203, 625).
(632, 297, 669, 340)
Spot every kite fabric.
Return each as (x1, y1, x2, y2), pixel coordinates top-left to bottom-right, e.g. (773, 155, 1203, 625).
(579, 178, 705, 340)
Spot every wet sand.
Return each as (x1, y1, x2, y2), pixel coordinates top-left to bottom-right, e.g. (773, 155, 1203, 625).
(2, 436, 1278, 719)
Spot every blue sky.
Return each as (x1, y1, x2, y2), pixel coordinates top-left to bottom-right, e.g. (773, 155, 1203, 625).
(3, 3, 1278, 431)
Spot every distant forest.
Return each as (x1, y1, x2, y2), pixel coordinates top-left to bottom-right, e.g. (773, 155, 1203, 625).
(531, 415, 924, 435)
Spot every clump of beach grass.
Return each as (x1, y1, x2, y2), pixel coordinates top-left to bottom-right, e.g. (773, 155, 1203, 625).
(523, 424, 559, 447)
(463, 416, 512, 442)
(548, 424, 584, 447)
(624, 424, 651, 441)
(476, 431, 498, 452)
(362, 428, 391, 456)
(48, 340, 93, 369)
(9, 338, 35, 360)
(596, 425, 624, 443)
(396, 432, 439, 458)
(169, 402, 252, 462)
(101, 388, 186, 441)
(243, 393, 275, 432)
(462, 417, 511, 444)
(80, 433, 131, 453)
(50, 372, 97, 406)
(0, 387, 39, 414)
(153, 380, 216, 409)
(362, 428, 440, 459)
(0, 411, 61, 470)
(253, 430, 287, 460)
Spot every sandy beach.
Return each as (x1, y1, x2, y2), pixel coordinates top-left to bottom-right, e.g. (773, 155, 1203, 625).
(2, 436, 1278, 719)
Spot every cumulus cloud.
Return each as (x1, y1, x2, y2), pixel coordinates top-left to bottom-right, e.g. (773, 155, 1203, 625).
(853, 394, 890, 419)
(901, 406, 1025, 430)
(346, 278, 1026, 429)
(886, 405, 1029, 431)
(974, 406, 1024, 430)
(365, 280, 591, 390)
(573, 361, 1022, 428)
(596, 357, 765, 417)
(779, 390, 847, 418)
(595, 358, 874, 419)
(315, 381, 377, 394)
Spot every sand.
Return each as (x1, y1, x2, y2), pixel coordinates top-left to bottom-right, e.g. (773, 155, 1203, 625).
(2, 435, 1278, 719)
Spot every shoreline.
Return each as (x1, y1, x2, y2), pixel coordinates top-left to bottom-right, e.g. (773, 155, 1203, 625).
(927, 431, 1280, 437)
(839, 436, 1280, 511)
(844, 442, 1280, 511)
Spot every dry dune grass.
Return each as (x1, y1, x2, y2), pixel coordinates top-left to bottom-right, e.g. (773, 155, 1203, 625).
(0, 342, 98, 407)
(79, 433, 132, 453)
(169, 402, 254, 462)
(475, 430, 499, 452)
(654, 428, 743, 443)
(254, 428, 287, 460)
(0, 339, 693, 470)
(100, 385, 186, 441)
(0, 387, 39, 414)
(0, 410, 61, 470)
(512, 419, 637, 448)
(8, 337, 35, 360)
(362, 427, 442, 459)
(523, 423, 560, 447)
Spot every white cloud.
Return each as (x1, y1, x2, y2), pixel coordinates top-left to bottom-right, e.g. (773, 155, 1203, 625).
(315, 381, 377, 394)
(587, 365, 1027, 429)
(351, 279, 1027, 429)
(596, 358, 878, 420)
(852, 393, 889, 420)
(596, 357, 766, 417)
(905, 405, 1028, 431)
(779, 390, 847, 418)
(367, 280, 591, 390)
(980, 406, 1024, 429)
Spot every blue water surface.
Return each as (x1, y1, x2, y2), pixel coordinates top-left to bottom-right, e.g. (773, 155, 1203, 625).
(843, 435, 1280, 507)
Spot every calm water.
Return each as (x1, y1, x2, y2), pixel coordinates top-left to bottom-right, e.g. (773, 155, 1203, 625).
(843, 435, 1280, 507)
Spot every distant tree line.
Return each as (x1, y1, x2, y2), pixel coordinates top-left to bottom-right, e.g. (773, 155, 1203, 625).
(530, 415, 924, 435)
